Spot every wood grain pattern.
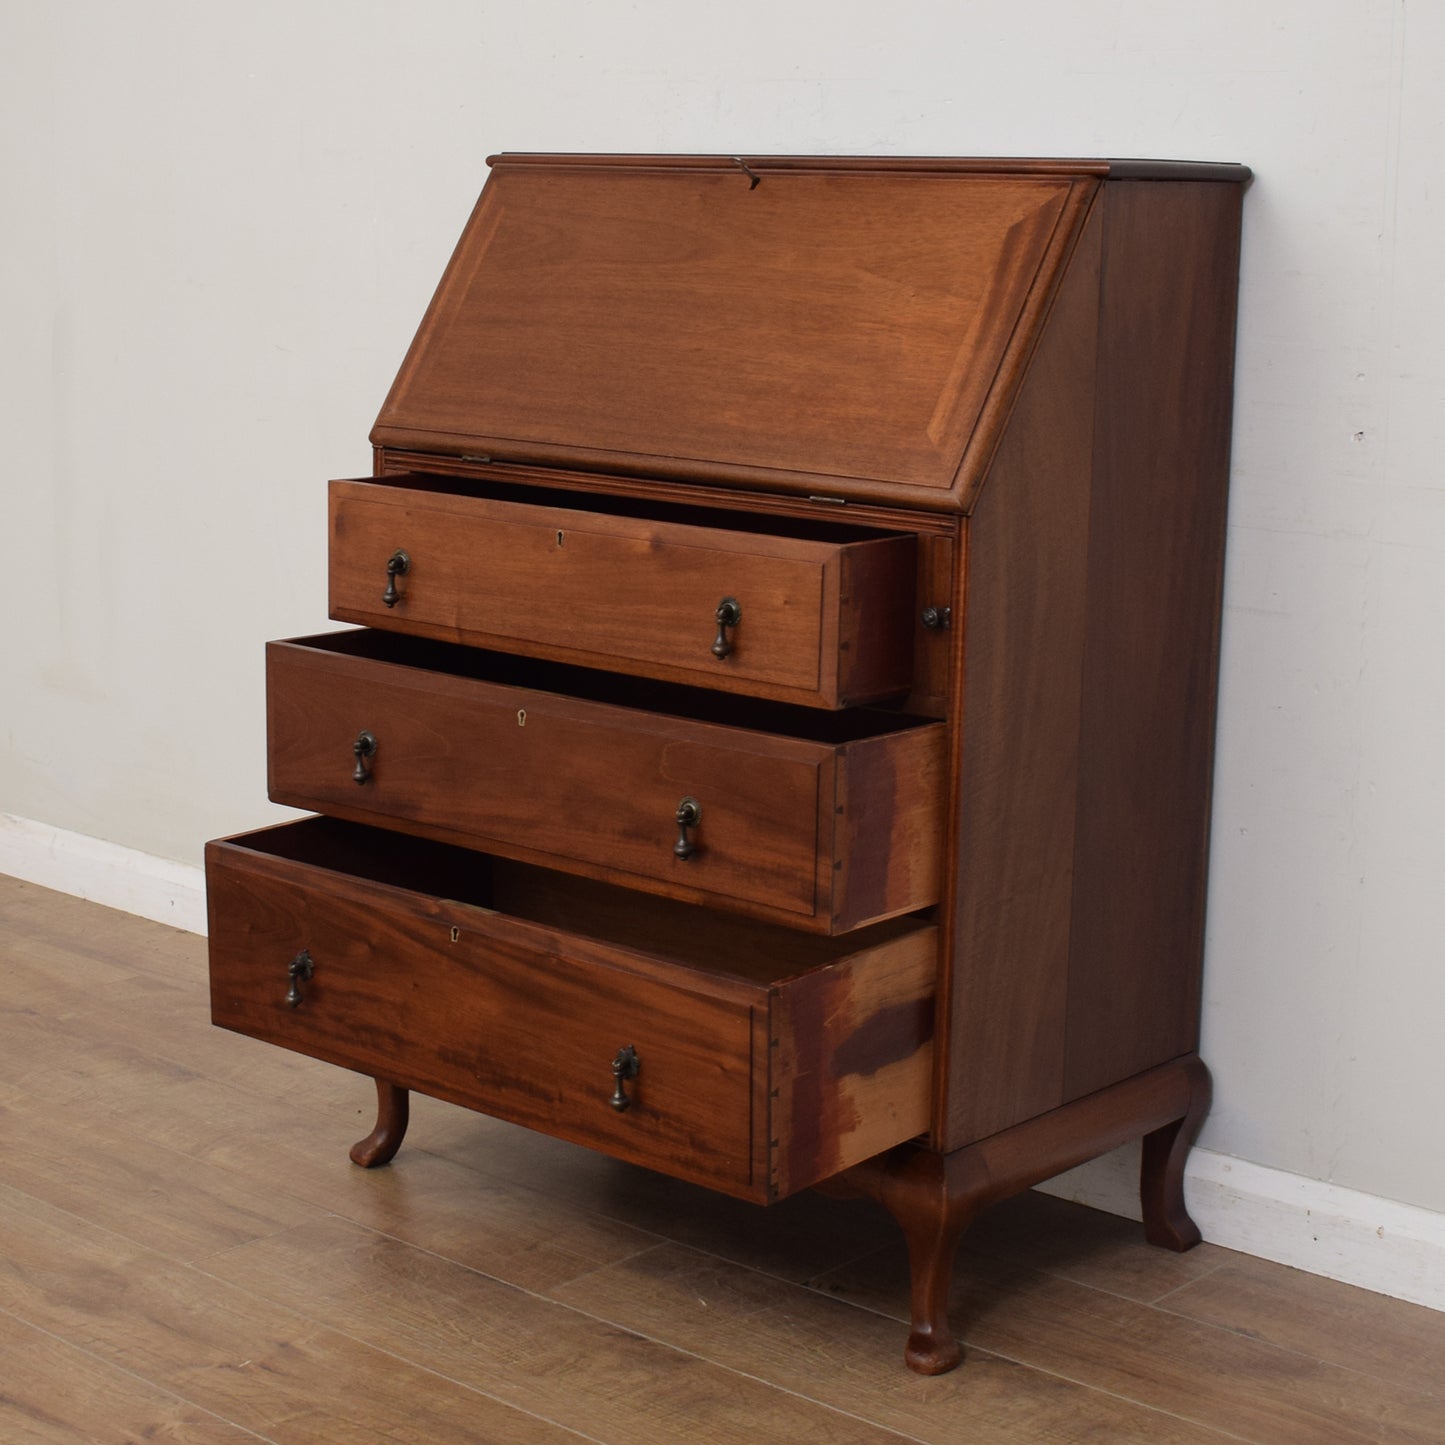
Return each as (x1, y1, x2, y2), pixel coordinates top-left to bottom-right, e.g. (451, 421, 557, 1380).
(0, 1311, 260, 1444)
(372, 442, 959, 528)
(938, 191, 1103, 1146)
(550, 1241, 1237, 1445)
(203, 1217, 911, 1445)
(372, 161, 1086, 505)
(206, 157, 1251, 1381)
(268, 634, 823, 920)
(904, 531, 957, 714)
(0, 1184, 579, 1444)
(770, 926, 935, 1197)
(205, 818, 937, 1203)
(207, 829, 762, 1198)
(947, 1185, 1230, 1302)
(1157, 1254, 1445, 1399)
(480, 853, 929, 983)
(266, 631, 945, 931)
(7, 874, 1437, 1444)
(949, 176, 1101, 511)
(368, 451, 959, 716)
(1062, 179, 1246, 1099)
(937, 174, 1246, 1146)
(201, 1113, 661, 1297)
(373, 446, 963, 535)
(839, 1056, 1206, 1373)
(0, 1095, 315, 1265)
(817, 1237, 1445, 1444)
(833, 721, 947, 932)
(330, 476, 918, 707)
(835, 531, 922, 703)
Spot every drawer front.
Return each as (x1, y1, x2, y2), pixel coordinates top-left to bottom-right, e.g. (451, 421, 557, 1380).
(266, 634, 946, 933)
(329, 479, 917, 709)
(205, 819, 937, 1202)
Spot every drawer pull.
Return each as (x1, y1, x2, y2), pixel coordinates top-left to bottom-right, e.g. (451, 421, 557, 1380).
(711, 597, 742, 658)
(610, 1045, 641, 1111)
(381, 549, 410, 607)
(352, 730, 378, 785)
(921, 605, 952, 630)
(285, 949, 314, 1008)
(673, 797, 702, 860)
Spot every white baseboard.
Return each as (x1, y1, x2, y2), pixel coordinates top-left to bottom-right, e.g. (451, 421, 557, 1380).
(0, 812, 207, 935)
(2, 812, 1441, 1313)
(1039, 1143, 1445, 1311)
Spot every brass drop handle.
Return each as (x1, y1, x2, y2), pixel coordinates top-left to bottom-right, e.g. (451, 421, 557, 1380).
(382, 549, 410, 607)
(352, 730, 377, 785)
(285, 949, 314, 1008)
(673, 797, 701, 860)
(610, 1045, 640, 1111)
(712, 597, 742, 658)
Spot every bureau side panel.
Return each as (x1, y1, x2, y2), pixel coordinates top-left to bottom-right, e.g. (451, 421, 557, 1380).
(937, 202, 1103, 1149)
(1061, 180, 1244, 1098)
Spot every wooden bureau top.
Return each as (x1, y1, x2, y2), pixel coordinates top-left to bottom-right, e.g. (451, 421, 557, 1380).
(372, 155, 1247, 511)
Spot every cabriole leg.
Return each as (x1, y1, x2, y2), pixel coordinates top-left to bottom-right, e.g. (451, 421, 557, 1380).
(1139, 1054, 1211, 1250)
(893, 1159, 982, 1374)
(833, 1055, 1214, 1372)
(835, 1147, 986, 1375)
(349, 1078, 410, 1168)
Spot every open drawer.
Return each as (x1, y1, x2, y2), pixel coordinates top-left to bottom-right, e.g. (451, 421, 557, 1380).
(205, 817, 936, 1203)
(329, 474, 918, 709)
(267, 630, 945, 934)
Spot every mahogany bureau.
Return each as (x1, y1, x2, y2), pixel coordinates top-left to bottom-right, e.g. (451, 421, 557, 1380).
(206, 153, 1250, 1373)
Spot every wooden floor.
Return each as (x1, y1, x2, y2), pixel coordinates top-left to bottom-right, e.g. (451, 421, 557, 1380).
(3, 876, 1445, 1444)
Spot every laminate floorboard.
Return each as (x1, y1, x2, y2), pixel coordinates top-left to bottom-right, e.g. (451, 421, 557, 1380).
(0, 1310, 262, 1445)
(2, 872, 1441, 1443)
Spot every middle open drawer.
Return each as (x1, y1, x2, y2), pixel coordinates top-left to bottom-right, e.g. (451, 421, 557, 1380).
(267, 630, 944, 934)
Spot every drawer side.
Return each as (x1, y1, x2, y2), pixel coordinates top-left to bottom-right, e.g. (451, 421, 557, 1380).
(769, 925, 937, 1198)
(831, 724, 948, 932)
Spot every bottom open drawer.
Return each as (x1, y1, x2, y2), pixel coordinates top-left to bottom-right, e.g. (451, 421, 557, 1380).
(205, 817, 935, 1202)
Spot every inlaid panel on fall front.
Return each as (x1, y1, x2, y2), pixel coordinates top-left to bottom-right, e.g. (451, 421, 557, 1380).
(265, 630, 945, 934)
(205, 816, 937, 1202)
(371, 158, 1088, 504)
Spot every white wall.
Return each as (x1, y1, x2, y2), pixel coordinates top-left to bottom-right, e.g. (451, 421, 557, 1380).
(3, 0, 1442, 1223)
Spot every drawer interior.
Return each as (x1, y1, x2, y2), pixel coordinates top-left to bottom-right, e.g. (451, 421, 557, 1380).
(234, 814, 931, 987)
(357, 470, 906, 545)
(298, 627, 933, 744)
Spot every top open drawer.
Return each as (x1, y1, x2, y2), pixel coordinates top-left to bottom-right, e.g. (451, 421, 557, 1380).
(329, 475, 917, 709)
